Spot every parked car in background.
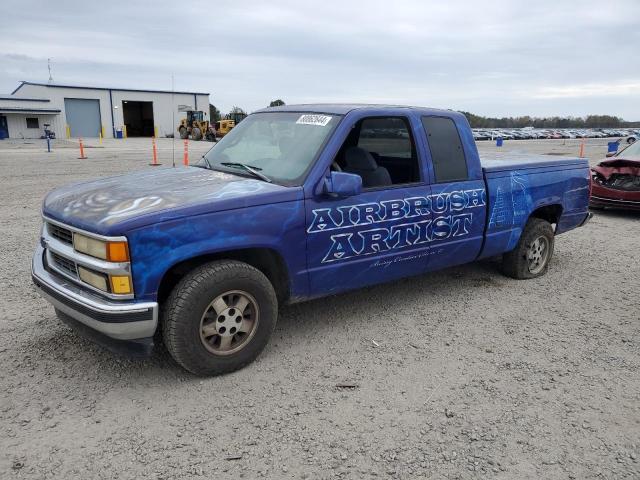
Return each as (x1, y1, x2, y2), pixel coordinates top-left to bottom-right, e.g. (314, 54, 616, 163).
(590, 140, 640, 211)
(463, 127, 636, 143)
(472, 130, 491, 141)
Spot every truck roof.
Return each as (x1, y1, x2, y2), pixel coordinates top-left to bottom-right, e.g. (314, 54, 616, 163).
(255, 103, 460, 117)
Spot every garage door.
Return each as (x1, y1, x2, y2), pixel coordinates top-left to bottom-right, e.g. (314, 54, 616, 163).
(64, 98, 101, 138)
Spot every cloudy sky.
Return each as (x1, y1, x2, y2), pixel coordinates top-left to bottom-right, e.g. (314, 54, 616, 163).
(1, 0, 639, 120)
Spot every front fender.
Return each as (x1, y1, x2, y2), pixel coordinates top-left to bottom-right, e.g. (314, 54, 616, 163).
(126, 202, 307, 301)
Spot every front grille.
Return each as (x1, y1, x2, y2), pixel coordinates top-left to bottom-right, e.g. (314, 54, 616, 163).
(48, 223, 73, 245)
(50, 251, 78, 278)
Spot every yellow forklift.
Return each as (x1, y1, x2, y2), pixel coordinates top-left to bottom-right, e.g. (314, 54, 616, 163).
(213, 111, 248, 137)
(214, 119, 236, 137)
(177, 111, 216, 141)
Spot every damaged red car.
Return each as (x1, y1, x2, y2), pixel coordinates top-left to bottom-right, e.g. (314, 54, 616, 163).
(590, 141, 640, 210)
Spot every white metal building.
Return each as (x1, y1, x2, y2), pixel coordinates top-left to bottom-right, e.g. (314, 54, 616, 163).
(0, 82, 210, 139)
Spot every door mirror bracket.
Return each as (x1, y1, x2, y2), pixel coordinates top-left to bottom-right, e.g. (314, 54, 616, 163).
(322, 171, 363, 198)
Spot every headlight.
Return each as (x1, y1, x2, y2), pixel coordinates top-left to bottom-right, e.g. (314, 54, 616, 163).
(73, 234, 130, 262)
(78, 266, 109, 292)
(73, 234, 106, 259)
(77, 267, 133, 295)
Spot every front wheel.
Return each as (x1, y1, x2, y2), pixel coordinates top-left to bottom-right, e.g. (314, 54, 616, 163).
(191, 127, 202, 141)
(162, 261, 277, 376)
(502, 218, 555, 279)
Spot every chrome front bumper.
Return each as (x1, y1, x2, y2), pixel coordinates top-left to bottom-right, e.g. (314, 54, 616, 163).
(32, 244, 158, 341)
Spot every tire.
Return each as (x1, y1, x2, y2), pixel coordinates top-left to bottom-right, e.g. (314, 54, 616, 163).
(205, 132, 215, 142)
(628, 137, 636, 144)
(179, 127, 188, 139)
(191, 127, 202, 141)
(162, 260, 278, 376)
(502, 218, 555, 279)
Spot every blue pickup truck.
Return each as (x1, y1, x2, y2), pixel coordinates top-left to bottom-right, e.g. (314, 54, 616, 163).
(32, 104, 591, 375)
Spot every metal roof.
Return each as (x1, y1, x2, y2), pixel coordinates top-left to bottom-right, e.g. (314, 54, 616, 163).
(0, 95, 50, 102)
(0, 107, 61, 114)
(11, 81, 209, 96)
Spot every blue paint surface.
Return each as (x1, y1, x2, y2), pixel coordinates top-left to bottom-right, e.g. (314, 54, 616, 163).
(42, 105, 590, 307)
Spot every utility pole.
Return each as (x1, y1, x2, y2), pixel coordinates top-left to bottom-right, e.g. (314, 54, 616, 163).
(172, 74, 175, 168)
(47, 58, 53, 83)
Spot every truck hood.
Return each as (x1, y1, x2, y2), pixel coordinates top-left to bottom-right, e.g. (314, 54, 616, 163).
(43, 167, 300, 235)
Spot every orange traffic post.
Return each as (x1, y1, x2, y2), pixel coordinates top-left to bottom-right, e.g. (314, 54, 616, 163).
(149, 137, 161, 166)
(579, 138, 585, 158)
(78, 138, 88, 159)
(183, 139, 189, 166)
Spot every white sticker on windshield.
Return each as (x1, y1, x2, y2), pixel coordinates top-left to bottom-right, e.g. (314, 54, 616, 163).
(296, 114, 332, 126)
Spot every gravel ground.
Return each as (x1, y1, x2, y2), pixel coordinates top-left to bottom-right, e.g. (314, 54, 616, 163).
(0, 137, 638, 479)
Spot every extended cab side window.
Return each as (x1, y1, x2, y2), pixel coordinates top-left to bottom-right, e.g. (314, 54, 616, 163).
(335, 116, 420, 188)
(421, 116, 468, 183)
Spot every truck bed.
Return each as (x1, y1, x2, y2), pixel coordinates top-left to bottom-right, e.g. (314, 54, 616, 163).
(478, 151, 591, 260)
(481, 152, 587, 174)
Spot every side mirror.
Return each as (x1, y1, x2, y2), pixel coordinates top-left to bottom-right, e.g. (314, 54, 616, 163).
(323, 171, 362, 198)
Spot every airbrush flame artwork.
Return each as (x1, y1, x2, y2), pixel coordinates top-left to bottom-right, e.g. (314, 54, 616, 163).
(44, 168, 277, 230)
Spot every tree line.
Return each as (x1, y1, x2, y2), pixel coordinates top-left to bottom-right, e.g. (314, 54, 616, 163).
(209, 104, 247, 122)
(460, 112, 638, 129)
(209, 100, 285, 123)
(209, 102, 638, 129)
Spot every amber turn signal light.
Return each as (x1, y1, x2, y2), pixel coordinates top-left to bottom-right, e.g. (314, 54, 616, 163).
(110, 275, 132, 295)
(107, 241, 130, 262)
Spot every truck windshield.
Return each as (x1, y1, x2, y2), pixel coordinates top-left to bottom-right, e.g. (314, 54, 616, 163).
(200, 112, 341, 185)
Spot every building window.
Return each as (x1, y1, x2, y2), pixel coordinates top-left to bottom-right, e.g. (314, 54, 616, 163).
(26, 118, 39, 129)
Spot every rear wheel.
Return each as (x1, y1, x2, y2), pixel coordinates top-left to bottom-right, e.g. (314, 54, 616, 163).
(162, 261, 277, 376)
(191, 127, 202, 141)
(502, 218, 555, 279)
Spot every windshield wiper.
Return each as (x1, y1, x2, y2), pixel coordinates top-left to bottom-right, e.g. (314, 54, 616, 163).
(192, 155, 215, 171)
(203, 155, 213, 170)
(221, 162, 272, 183)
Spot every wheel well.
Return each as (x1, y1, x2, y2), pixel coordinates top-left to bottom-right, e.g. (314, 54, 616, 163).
(530, 204, 563, 226)
(157, 248, 290, 305)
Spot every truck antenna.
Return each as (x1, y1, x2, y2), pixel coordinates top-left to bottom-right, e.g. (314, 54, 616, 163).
(172, 74, 175, 168)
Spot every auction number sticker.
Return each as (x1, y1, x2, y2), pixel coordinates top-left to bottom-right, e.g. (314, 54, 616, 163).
(296, 114, 332, 126)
